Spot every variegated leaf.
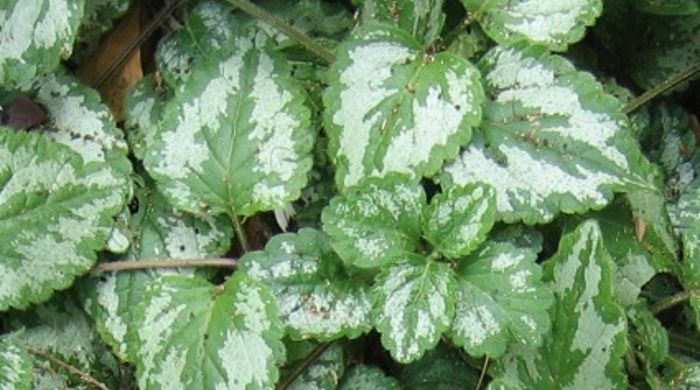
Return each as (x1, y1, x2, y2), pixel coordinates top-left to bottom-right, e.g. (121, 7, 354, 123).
(240, 228, 373, 340)
(339, 365, 401, 390)
(422, 183, 496, 258)
(0, 334, 31, 390)
(461, 0, 602, 51)
(132, 274, 285, 389)
(144, 27, 314, 217)
(321, 174, 425, 269)
(324, 23, 483, 190)
(0, 0, 84, 86)
(449, 243, 552, 358)
(360, 0, 445, 44)
(286, 343, 345, 390)
(81, 185, 232, 362)
(490, 220, 628, 389)
(372, 258, 456, 363)
(443, 45, 655, 224)
(0, 129, 127, 310)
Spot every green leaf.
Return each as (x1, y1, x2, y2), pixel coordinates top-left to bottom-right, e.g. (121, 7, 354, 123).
(422, 183, 496, 258)
(461, 0, 602, 51)
(340, 365, 400, 390)
(125, 76, 168, 160)
(634, 0, 700, 16)
(72, 0, 131, 64)
(449, 242, 552, 358)
(286, 343, 345, 390)
(324, 23, 483, 190)
(239, 228, 373, 340)
(0, 0, 85, 86)
(321, 175, 425, 269)
(373, 258, 456, 363)
(251, 0, 353, 43)
(6, 292, 129, 389)
(664, 363, 700, 388)
(132, 273, 285, 389)
(82, 184, 232, 361)
(631, 15, 700, 91)
(443, 45, 655, 224)
(0, 334, 32, 390)
(359, 0, 445, 44)
(628, 304, 669, 370)
(0, 129, 127, 310)
(144, 27, 314, 217)
(491, 220, 628, 388)
(397, 343, 481, 389)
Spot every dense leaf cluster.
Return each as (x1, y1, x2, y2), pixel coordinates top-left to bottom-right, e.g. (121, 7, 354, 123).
(2, 0, 700, 388)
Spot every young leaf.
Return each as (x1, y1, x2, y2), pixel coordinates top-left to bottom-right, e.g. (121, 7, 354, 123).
(324, 23, 483, 190)
(443, 45, 655, 224)
(422, 183, 496, 259)
(359, 0, 445, 44)
(132, 273, 285, 389)
(239, 228, 373, 340)
(461, 0, 602, 51)
(81, 185, 232, 361)
(321, 175, 425, 269)
(0, 129, 127, 310)
(373, 258, 456, 363)
(449, 243, 552, 358)
(490, 220, 628, 388)
(0, 0, 84, 86)
(0, 334, 32, 390)
(339, 365, 400, 390)
(144, 27, 314, 217)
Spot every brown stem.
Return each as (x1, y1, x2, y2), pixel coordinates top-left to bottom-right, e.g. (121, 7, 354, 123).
(277, 342, 333, 390)
(25, 345, 110, 390)
(91, 258, 238, 273)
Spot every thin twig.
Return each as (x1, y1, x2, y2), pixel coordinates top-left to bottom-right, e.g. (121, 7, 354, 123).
(277, 342, 333, 390)
(623, 63, 700, 114)
(225, 0, 335, 64)
(475, 357, 489, 390)
(25, 345, 110, 390)
(91, 258, 238, 273)
(92, 0, 187, 89)
(649, 290, 696, 314)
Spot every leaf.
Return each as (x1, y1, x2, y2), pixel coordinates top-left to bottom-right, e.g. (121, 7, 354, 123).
(422, 183, 496, 258)
(286, 343, 345, 390)
(321, 174, 425, 269)
(372, 258, 456, 363)
(397, 343, 481, 389)
(0, 334, 32, 390)
(155, 1, 242, 87)
(239, 228, 373, 340)
(82, 184, 232, 361)
(0, 0, 85, 86)
(124, 76, 168, 160)
(0, 129, 127, 310)
(461, 0, 602, 51)
(324, 23, 484, 190)
(359, 0, 445, 44)
(631, 15, 700, 91)
(132, 273, 285, 389)
(250, 0, 353, 43)
(144, 27, 314, 217)
(449, 242, 552, 358)
(71, 0, 131, 64)
(665, 363, 700, 388)
(339, 365, 401, 390)
(490, 220, 628, 388)
(628, 304, 669, 370)
(6, 292, 129, 389)
(443, 45, 655, 224)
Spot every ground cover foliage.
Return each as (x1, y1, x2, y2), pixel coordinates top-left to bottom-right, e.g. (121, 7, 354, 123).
(2, 0, 700, 388)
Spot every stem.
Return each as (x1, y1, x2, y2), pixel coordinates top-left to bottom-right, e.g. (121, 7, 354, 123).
(25, 345, 110, 390)
(225, 0, 335, 64)
(475, 357, 489, 390)
(277, 342, 333, 390)
(668, 331, 700, 357)
(623, 63, 700, 114)
(231, 214, 250, 253)
(649, 290, 695, 314)
(91, 258, 238, 273)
